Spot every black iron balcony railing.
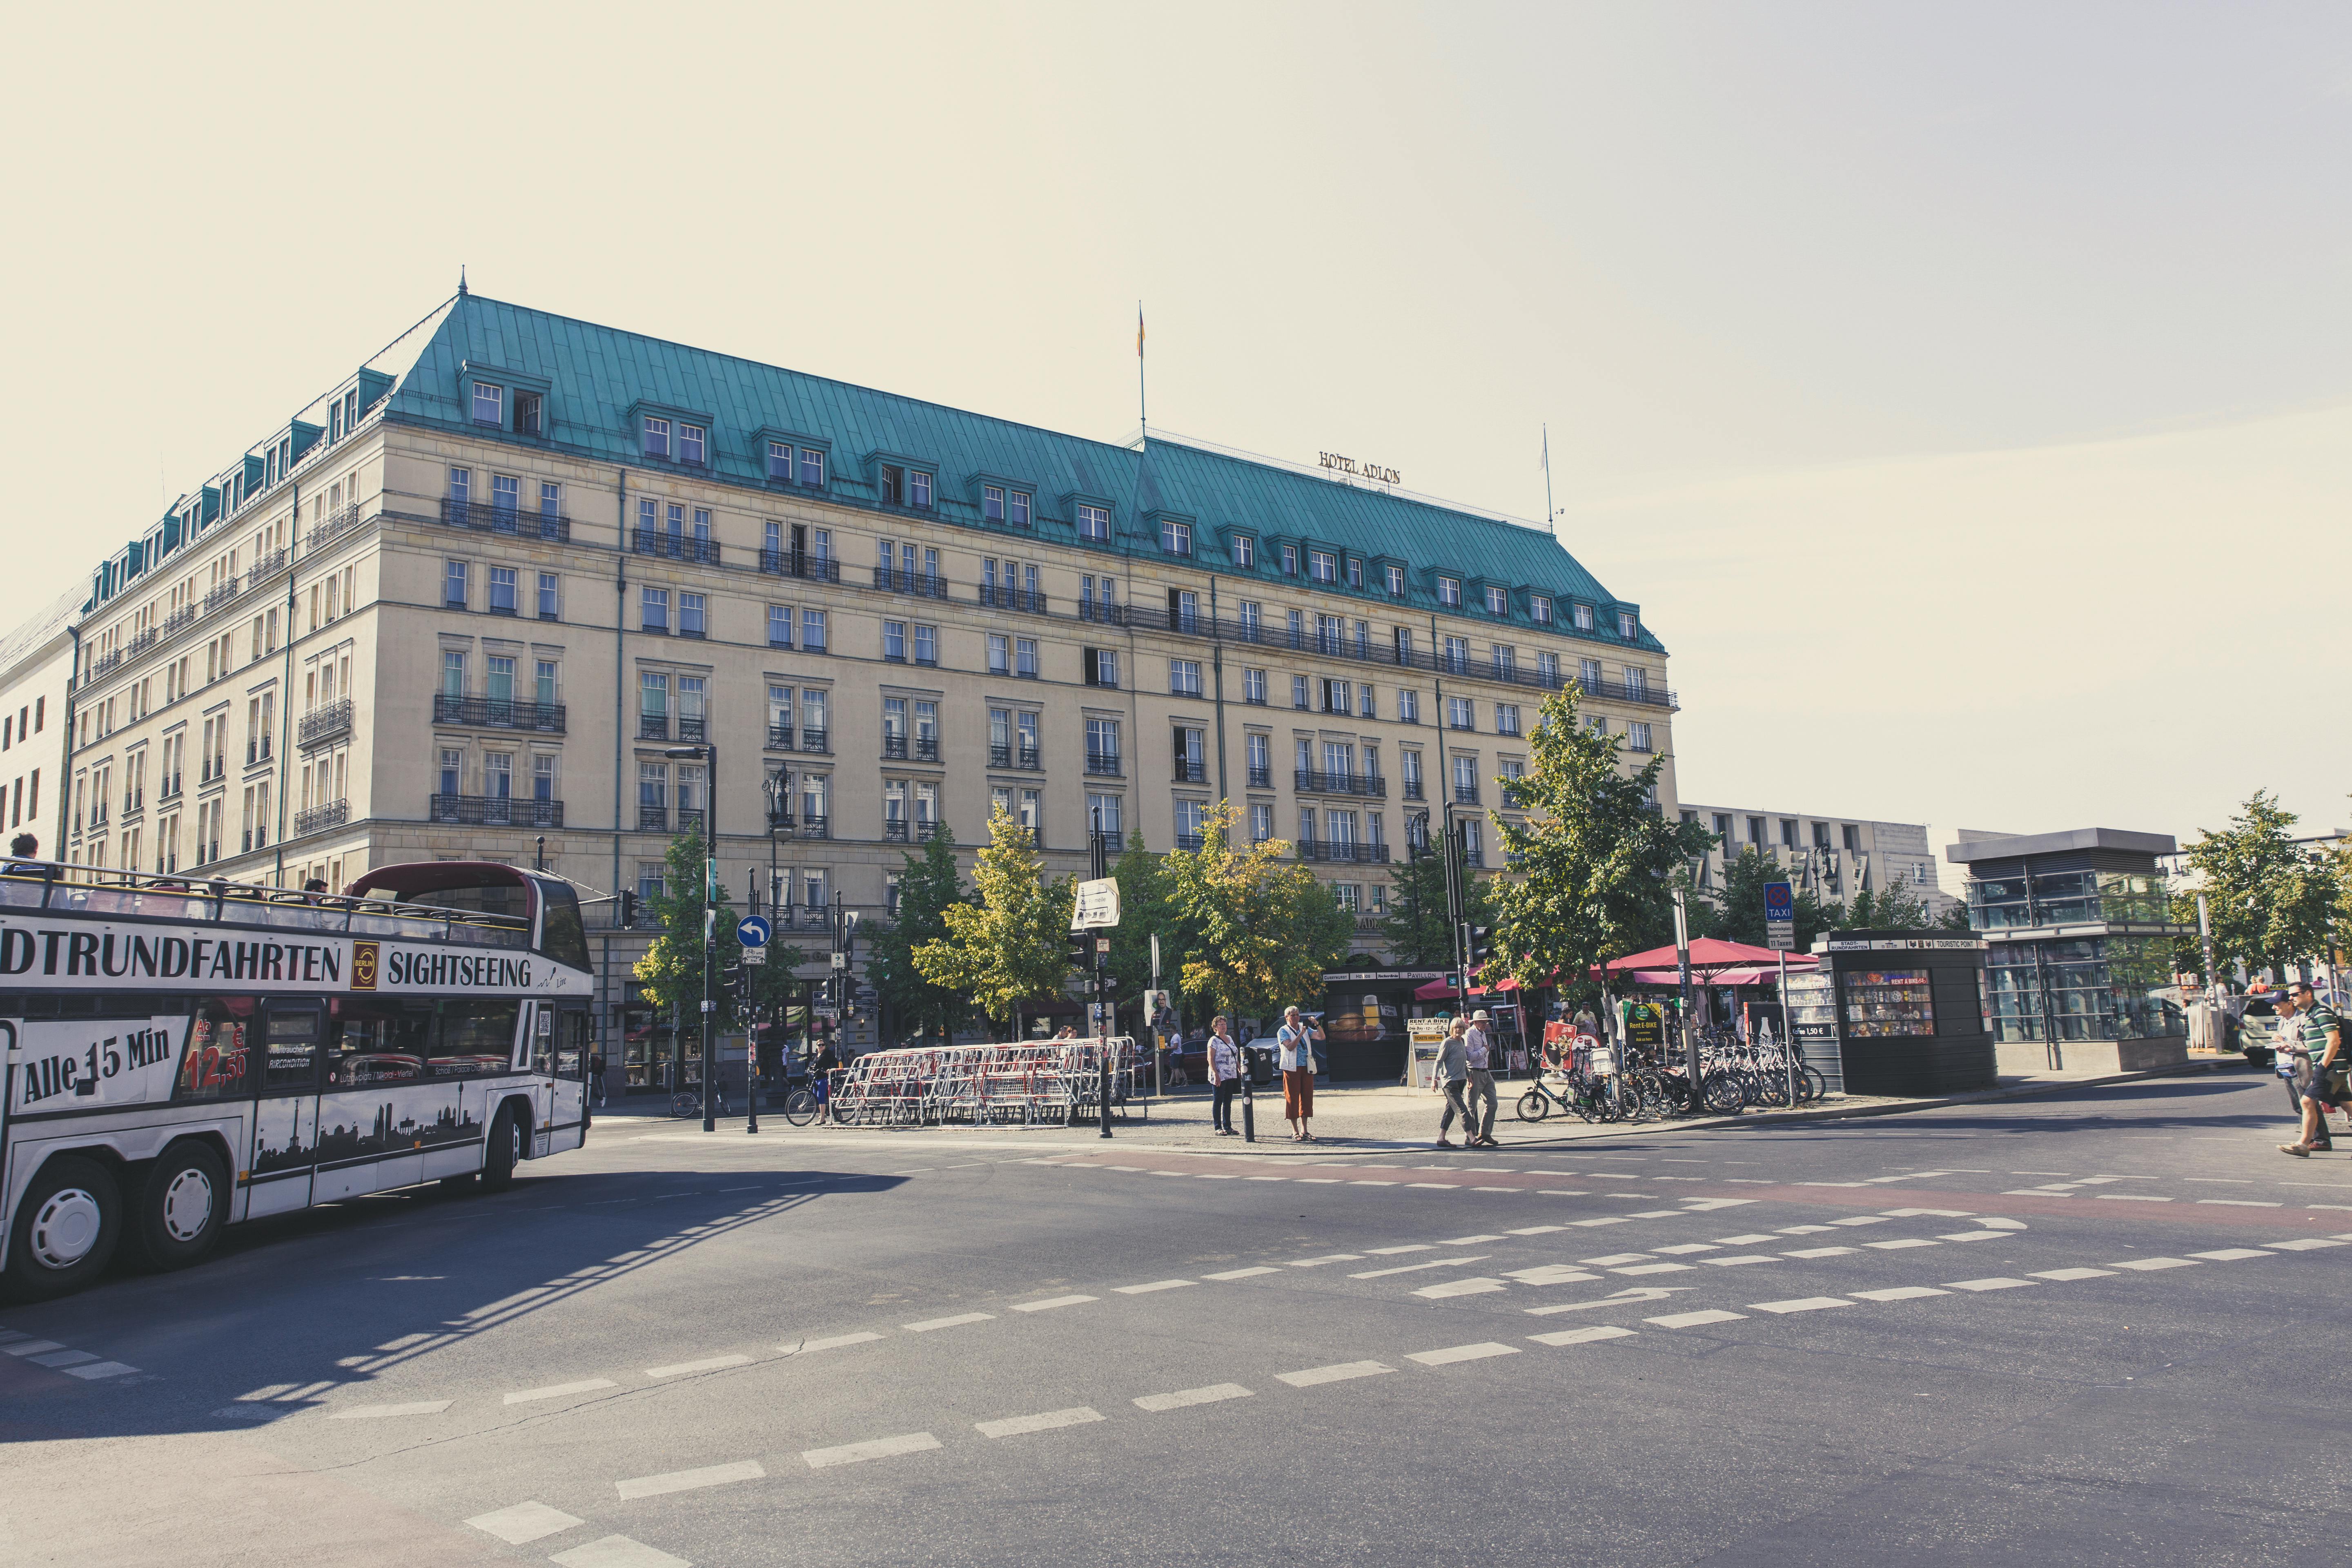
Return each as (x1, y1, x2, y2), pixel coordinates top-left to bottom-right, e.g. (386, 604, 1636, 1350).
(1292, 769, 1386, 799)
(1454, 782, 1481, 804)
(1463, 846, 1486, 867)
(1297, 838, 1391, 864)
(1174, 759, 1206, 784)
(873, 566, 948, 598)
(638, 714, 670, 741)
(883, 735, 907, 759)
(1402, 779, 1425, 801)
(676, 807, 706, 835)
(990, 744, 1041, 771)
(1086, 752, 1123, 778)
(443, 498, 571, 542)
(1077, 601, 1127, 626)
(295, 799, 349, 836)
(676, 715, 706, 743)
(298, 698, 353, 748)
(766, 724, 795, 751)
(978, 584, 1047, 615)
(759, 548, 841, 582)
(885, 820, 910, 842)
(798, 814, 829, 840)
(306, 502, 366, 552)
(434, 794, 564, 827)
(800, 728, 830, 754)
(1247, 764, 1272, 788)
(1176, 833, 1206, 852)
(202, 580, 242, 615)
(158, 773, 182, 801)
(631, 528, 720, 564)
(637, 803, 668, 831)
(246, 548, 288, 590)
(431, 695, 567, 733)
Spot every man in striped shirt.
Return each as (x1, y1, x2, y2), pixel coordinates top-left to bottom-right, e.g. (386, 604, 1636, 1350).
(2279, 981, 2343, 1157)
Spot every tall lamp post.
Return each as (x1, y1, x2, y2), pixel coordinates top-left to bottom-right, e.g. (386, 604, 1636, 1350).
(664, 742, 718, 1133)
(763, 768, 794, 1101)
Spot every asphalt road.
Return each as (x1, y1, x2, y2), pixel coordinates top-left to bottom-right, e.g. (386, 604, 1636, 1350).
(5, 1069, 2348, 1567)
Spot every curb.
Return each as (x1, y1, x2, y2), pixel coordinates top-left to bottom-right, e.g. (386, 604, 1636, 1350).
(1690, 1058, 2242, 1132)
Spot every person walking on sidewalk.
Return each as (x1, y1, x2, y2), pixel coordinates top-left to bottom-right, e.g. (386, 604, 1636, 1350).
(1208, 1016, 1242, 1136)
(1434, 1017, 1473, 1147)
(1463, 1009, 1500, 1149)
(1276, 1006, 1323, 1143)
(2279, 980, 2343, 1156)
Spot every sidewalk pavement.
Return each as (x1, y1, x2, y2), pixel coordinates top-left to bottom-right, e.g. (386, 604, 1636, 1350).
(591, 1058, 2251, 1156)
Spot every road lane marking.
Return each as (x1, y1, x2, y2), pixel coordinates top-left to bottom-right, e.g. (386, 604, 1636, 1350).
(1367, 1244, 1436, 1255)
(1408, 1342, 1520, 1366)
(1611, 1263, 1695, 1276)
(2189, 1249, 2273, 1261)
(2111, 1258, 2198, 1271)
(1748, 1297, 1852, 1314)
(0, 1340, 63, 1357)
(2197, 1200, 2283, 1208)
(552, 1535, 690, 1568)
(1945, 1278, 2034, 1292)
(1851, 1287, 1949, 1302)
(1287, 1255, 1364, 1267)
(1777, 1226, 1836, 1236)
(466, 1501, 585, 1545)
(1011, 1295, 1096, 1313)
(506, 1379, 618, 1405)
(1502, 1265, 1600, 1285)
(1508, 1226, 1568, 1236)
(1881, 1209, 1973, 1218)
(1414, 1277, 1508, 1298)
(1652, 1244, 1720, 1255)
(332, 1400, 454, 1419)
(1529, 1325, 1636, 1346)
(2033, 1267, 2116, 1281)
(1278, 1360, 1396, 1388)
(647, 1354, 752, 1379)
(61, 1361, 138, 1381)
(1408, 1183, 1461, 1189)
(1571, 1217, 1632, 1227)
(616, 1460, 765, 1499)
(2098, 1194, 2172, 1203)
(1439, 1234, 1508, 1244)
(1826, 1216, 1892, 1227)
(905, 1313, 996, 1331)
(1135, 1383, 1254, 1412)
(1115, 1280, 1195, 1294)
(1938, 1232, 2007, 1242)
(796, 1332, 886, 1353)
(1627, 1209, 1684, 1218)
(803, 1432, 942, 1468)
(1203, 1267, 1279, 1281)
(1701, 1255, 1779, 1266)
(1865, 1239, 1941, 1250)
(978, 1407, 1105, 1439)
(1715, 1234, 1780, 1245)
(1783, 1247, 1855, 1259)
(1647, 1309, 1746, 1328)
(1580, 1254, 1653, 1266)
(1350, 1256, 1488, 1279)
(2268, 1238, 2347, 1251)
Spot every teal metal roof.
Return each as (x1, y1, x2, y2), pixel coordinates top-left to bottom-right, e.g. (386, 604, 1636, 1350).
(383, 293, 1661, 654)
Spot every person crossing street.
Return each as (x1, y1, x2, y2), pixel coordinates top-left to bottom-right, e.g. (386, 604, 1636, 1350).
(1208, 1015, 1242, 1135)
(1433, 1017, 1473, 1147)
(1463, 1009, 1500, 1149)
(2278, 981, 2343, 1157)
(1276, 1006, 1323, 1143)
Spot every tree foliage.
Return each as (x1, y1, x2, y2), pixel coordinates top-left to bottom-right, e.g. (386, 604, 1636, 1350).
(1380, 840, 1496, 969)
(2174, 790, 2335, 979)
(1486, 687, 1715, 991)
(1683, 846, 1835, 952)
(1164, 801, 1352, 1023)
(632, 826, 807, 1017)
(1105, 831, 1185, 1012)
(1844, 879, 1933, 931)
(865, 829, 972, 1043)
(911, 806, 1074, 1032)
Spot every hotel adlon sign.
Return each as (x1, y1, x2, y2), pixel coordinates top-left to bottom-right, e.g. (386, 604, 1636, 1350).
(1318, 451, 1401, 486)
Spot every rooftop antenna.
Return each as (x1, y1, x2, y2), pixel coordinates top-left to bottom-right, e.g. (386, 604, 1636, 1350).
(1541, 424, 1559, 539)
(458, 265, 468, 297)
(1136, 302, 1147, 449)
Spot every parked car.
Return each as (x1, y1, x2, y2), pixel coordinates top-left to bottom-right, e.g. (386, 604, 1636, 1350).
(2235, 993, 2289, 1068)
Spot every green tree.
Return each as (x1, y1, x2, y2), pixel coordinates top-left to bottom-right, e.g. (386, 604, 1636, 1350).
(1686, 846, 1835, 951)
(1845, 879, 1932, 931)
(1937, 899, 1976, 932)
(1105, 831, 1185, 1016)
(633, 827, 807, 1019)
(1165, 801, 1352, 1023)
(1381, 839, 1496, 968)
(1486, 687, 1715, 991)
(912, 805, 1074, 1035)
(865, 829, 971, 1043)
(2174, 790, 2334, 980)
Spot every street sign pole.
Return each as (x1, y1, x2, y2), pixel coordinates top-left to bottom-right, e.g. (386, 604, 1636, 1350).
(1673, 888, 1699, 1114)
(1778, 947, 1793, 1107)
(1762, 879, 1796, 1106)
(1091, 818, 1114, 1140)
(1149, 933, 1163, 1099)
(737, 909, 771, 1137)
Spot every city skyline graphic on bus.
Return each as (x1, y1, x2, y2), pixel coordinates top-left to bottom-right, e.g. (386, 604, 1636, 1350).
(252, 1096, 482, 1174)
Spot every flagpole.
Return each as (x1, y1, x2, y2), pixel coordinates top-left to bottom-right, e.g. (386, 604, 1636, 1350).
(1137, 301, 1147, 447)
(1542, 424, 1557, 539)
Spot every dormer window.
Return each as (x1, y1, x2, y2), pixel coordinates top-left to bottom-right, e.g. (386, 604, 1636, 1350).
(1385, 564, 1405, 597)
(1281, 544, 1299, 576)
(1231, 535, 1255, 568)
(1347, 557, 1363, 589)
(798, 448, 825, 487)
(1010, 490, 1031, 526)
(1310, 550, 1336, 583)
(472, 382, 504, 426)
(1078, 503, 1109, 541)
(1618, 610, 1637, 639)
(1437, 576, 1461, 607)
(984, 485, 1005, 521)
(768, 441, 794, 481)
(1486, 586, 1509, 616)
(881, 465, 904, 504)
(1160, 519, 1193, 555)
(642, 416, 671, 459)
(515, 391, 543, 436)
(910, 470, 932, 508)
(679, 425, 707, 465)
(1571, 601, 1594, 631)
(1532, 595, 1553, 625)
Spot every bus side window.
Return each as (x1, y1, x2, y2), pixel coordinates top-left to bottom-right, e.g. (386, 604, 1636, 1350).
(434, 998, 522, 1078)
(324, 998, 431, 1088)
(559, 1010, 591, 1079)
(176, 998, 257, 1102)
(262, 1007, 323, 1093)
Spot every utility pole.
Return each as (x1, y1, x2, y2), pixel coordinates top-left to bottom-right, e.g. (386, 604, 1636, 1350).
(1092, 809, 1114, 1140)
(1673, 886, 1699, 1114)
(663, 740, 718, 1134)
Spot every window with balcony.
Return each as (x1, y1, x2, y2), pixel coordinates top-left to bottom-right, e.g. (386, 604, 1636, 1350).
(1174, 798, 1207, 851)
(1400, 750, 1424, 800)
(767, 685, 795, 750)
(1249, 802, 1273, 843)
(802, 689, 829, 752)
(641, 587, 670, 633)
(1452, 755, 1479, 804)
(1624, 666, 1648, 701)
(678, 676, 706, 742)
(1086, 718, 1121, 777)
(1443, 636, 1468, 674)
(1172, 726, 1205, 783)
(1246, 732, 1271, 788)
(639, 672, 668, 739)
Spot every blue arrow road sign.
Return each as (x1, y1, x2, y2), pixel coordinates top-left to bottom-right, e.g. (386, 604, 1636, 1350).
(737, 915, 772, 948)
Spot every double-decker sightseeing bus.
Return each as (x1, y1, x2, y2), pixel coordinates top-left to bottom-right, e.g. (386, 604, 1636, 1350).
(0, 859, 594, 1302)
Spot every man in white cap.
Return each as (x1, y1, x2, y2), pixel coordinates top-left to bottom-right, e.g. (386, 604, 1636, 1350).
(1463, 1009, 1499, 1148)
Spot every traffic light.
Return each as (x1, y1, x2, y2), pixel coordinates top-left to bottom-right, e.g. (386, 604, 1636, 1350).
(619, 890, 639, 929)
(1066, 929, 1096, 971)
(719, 956, 746, 1002)
(1466, 924, 1495, 965)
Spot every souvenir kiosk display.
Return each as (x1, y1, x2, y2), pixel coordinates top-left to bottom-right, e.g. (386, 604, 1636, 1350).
(1786, 929, 1993, 1096)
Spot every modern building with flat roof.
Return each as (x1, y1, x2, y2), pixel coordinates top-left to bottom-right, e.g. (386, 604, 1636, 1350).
(1678, 802, 1960, 923)
(1, 287, 1682, 1090)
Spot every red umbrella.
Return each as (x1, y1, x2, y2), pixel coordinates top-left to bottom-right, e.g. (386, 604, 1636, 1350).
(1603, 937, 1798, 973)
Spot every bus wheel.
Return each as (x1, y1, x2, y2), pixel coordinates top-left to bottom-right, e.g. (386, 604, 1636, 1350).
(4, 1155, 122, 1303)
(123, 1142, 227, 1273)
(481, 1103, 526, 1193)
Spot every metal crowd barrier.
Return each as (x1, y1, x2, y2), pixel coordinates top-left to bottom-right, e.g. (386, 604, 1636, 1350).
(828, 1037, 1139, 1127)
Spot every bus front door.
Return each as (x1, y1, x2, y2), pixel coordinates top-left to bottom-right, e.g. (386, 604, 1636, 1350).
(248, 1001, 325, 1219)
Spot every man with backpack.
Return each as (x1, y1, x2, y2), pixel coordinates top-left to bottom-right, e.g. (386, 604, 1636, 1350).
(2279, 981, 2343, 1157)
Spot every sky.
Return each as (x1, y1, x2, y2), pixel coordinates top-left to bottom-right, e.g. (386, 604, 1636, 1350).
(2, 2, 2344, 869)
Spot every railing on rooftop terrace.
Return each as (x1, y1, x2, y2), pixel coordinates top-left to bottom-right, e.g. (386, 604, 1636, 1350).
(441, 498, 572, 542)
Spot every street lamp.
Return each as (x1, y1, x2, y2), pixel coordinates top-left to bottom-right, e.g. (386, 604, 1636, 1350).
(664, 742, 718, 1133)
(761, 768, 793, 1116)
